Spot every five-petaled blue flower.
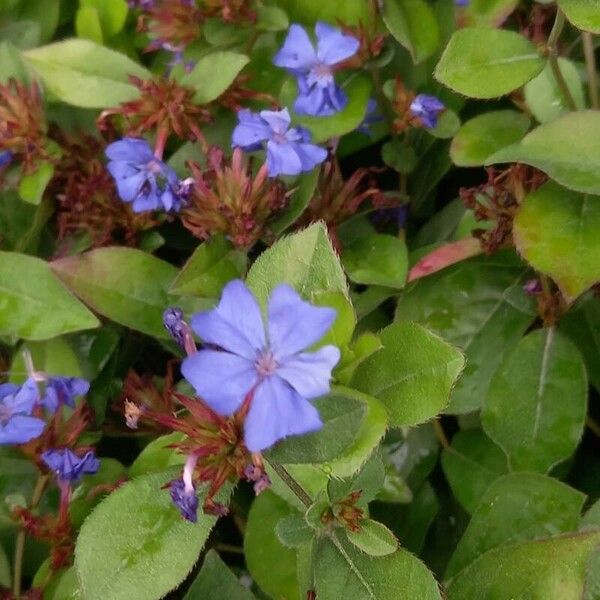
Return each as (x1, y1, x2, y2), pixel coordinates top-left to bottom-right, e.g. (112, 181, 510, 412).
(181, 280, 340, 452)
(0, 379, 45, 445)
(106, 138, 183, 213)
(232, 108, 327, 177)
(409, 94, 445, 129)
(42, 377, 89, 413)
(41, 448, 100, 483)
(274, 23, 359, 117)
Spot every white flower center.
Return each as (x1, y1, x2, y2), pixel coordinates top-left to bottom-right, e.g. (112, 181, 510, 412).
(255, 350, 278, 377)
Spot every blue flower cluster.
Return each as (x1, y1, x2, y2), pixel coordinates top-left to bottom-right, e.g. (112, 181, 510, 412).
(181, 279, 340, 452)
(42, 448, 100, 483)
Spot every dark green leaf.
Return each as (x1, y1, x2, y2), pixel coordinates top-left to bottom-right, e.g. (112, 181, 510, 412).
(346, 519, 398, 557)
(275, 514, 314, 549)
(558, 0, 600, 33)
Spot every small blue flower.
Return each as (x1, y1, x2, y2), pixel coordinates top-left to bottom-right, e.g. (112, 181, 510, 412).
(181, 280, 340, 452)
(274, 23, 359, 117)
(105, 138, 183, 213)
(455, 0, 469, 6)
(42, 377, 89, 412)
(356, 99, 383, 136)
(232, 108, 327, 177)
(409, 94, 445, 129)
(0, 150, 12, 167)
(0, 379, 45, 445)
(41, 448, 100, 483)
(169, 479, 199, 522)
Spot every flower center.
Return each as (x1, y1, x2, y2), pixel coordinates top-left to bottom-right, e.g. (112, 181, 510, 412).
(255, 350, 278, 377)
(272, 132, 288, 144)
(308, 62, 333, 87)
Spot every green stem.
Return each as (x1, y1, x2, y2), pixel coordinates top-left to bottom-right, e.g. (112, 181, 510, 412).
(13, 474, 48, 598)
(547, 10, 578, 111)
(432, 419, 450, 449)
(582, 32, 599, 109)
(265, 458, 313, 508)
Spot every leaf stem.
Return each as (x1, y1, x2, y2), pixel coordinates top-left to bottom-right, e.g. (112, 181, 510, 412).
(265, 458, 313, 508)
(432, 418, 450, 449)
(582, 32, 599, 109)
(547, 10, 578, 111)
(13, 474, 49, 598)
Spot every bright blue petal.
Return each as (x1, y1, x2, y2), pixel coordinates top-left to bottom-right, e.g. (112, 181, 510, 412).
(276, 345, 340, 399)
(181, 350, 257, 416)
(293, 142, 328, 172)
(267, 284, 337, 359)
(190, 279, 266, 359)
(0, 383, 18, 399)
(294, 86, 327, 116)
(110, 169, 147, 203)
(132, 191, 161, 212)
(232, 110, 271, 150)
(273, 24, 316, 72)
(105, 138, 154, 162)
(0, 415, 45, 445)
(8, 378, 40, 415)
(260, 108, 291, 135)
(315, 22, 359, 65)
(244, 375, 322, 451)
(266, 140, 303, 177)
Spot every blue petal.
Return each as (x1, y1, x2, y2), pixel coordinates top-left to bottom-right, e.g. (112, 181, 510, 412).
(0, 415, 45, 445)
(232, 110, 271, 150)
(267, 284, 337, 359)
(244, 375, 322, 451)
(181, 350, 257, 416)
(0, 383, 18, 399)
(132, 191, 161, 212)
(110, 169, 147, 203)
(260, 108, 291, 135)
(276, 346, 340, 399)
(294, 86, 327, 116)
(315, 22, 359, 66)
(105, 138, 154, 163)
(190, 279, 266, 360)
(273, 24, 316, 72)
(7, 378, 40, 415)
(293, 142, 328, 172)
(266, 140, 303, 177)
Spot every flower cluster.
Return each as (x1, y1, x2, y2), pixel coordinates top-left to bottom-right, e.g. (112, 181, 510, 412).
(390, 78, 446, 132)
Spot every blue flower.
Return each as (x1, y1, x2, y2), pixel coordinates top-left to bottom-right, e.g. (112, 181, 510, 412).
(0, 379, 45, 445)
(42, 377, 89, 412)
(41, 448, 100, 483)
(455, 0, 469, 6)
(105, 138, 183, 213)
(409, 94, 445, 129)
(164, 307, 186, 348)
(356, 99, 383, 136)
(181, 280, 340, 452)
(0, 150, 12, 167)
(274, 23, 359, 117)
(169, 478, 199, 522)
(232, 108, 327, 177)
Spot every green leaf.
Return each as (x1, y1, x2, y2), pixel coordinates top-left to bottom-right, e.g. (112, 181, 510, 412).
(280, 74, 372, 143)
(524, 59, 585, 124)
(513, 181, 600, 302)
(18, 161, 54, 205)
(23, 39, 150, 108)
(313, 291, 356, 351)
(0, 41, 31, 82)
(314, 534, 442, 600)
(342, 232, 408, 289)
(446, 472, 586, 578)
(266, 393, 366, 464)
(396, 254, 535, 414)
(128, 433, 186, 478)
(434, 28, 544, 99)
(0, 20, 40, 50)
(75, 7, 104, 43)
(244, 491, 300, 600)
(328, 453, 385, 506)
(352, 321, 465, 427)
(275, 514, 314, 549)
(560, 296, 600, 392)
(44, 567, 81, 600)
(0, 252, 99, 340)
(482, 328, 587, 473)
(170, 237, 247, 299)
(558, 0, 600, 33)
(75, 472, 229, 600)
(184, 550, 256, 600)
(326, 386, 389, 479)
(346, 519, 398, 557)
(256, 4, 289, 31)
(381, 0, 440, 64)
(12, 0, 59, 43)
(181, 52, 249, 104)
(269, 169, 319, 235)
(246, 222, 348, 307)
(441, 429, 507, 514)
(80, 0, 129, 37)
(450, 110, 530, 167)
(274, 0, 373, 25)
(446, 530, 600, 599)
(52, 247, 179, 339)
(487, 111, 600, 195)
(581, 499, 600, 530)
(461, 0, 519, 27)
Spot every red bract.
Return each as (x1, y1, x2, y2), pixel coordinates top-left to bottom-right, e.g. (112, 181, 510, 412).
(202, 0, 256, 23)
(0, 79, 46, 172)
(49, 132, 157, 250)
(181, 147, 289, 248)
